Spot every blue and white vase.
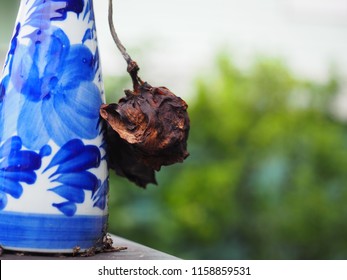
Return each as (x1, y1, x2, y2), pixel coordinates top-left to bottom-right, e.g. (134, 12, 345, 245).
(0, 0, 109, 252)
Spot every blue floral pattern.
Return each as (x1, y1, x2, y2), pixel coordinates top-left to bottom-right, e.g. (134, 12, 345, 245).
(0, 0, 102, 150)
(0, 0, 108, 216)
(0, 136, 51, 210)
(92, 178, 109, 210)
(44, 139, 106, 216)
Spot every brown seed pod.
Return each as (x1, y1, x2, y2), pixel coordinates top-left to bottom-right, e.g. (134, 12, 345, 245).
(101, 0, 190, 187)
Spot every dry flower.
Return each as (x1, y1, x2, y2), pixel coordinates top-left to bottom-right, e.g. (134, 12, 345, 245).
(100, 0, 190, 187)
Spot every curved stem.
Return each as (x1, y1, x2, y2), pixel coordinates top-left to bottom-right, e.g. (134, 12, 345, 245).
(108, 0, 143, 93)
(108, 0, 132, 64)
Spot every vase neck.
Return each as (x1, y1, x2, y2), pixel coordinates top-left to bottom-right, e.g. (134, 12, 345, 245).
(17, 0, 94, 22)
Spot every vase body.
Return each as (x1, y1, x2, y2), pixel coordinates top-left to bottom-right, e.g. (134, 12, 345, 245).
(0, 0, 109, 252)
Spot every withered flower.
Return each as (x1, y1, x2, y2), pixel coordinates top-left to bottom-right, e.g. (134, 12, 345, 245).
(101, 0, 190, 187)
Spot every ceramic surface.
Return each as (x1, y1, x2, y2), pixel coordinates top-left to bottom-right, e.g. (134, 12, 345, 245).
(0, 0, 109, 252)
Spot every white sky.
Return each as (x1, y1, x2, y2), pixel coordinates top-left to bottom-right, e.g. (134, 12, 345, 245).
(93, 0, 347, 98)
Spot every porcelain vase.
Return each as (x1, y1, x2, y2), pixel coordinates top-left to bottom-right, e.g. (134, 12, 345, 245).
(0, 0, 109, 253)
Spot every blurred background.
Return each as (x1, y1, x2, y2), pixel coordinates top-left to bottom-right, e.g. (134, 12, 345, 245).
(1, 0, 347, 259)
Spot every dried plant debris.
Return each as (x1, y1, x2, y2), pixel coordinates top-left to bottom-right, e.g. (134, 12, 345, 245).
(78, 234, 127, 257)
(101, 0, 190, 187)
(0, 235, 126, 258)
(72, 246, 81, 256)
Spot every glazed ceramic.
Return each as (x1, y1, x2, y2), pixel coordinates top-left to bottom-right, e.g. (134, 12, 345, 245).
(0, 0, 109, 252)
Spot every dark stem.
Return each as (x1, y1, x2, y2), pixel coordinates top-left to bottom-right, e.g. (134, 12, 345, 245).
(108, 0, 131, 64)
(108, 0, 143, 92)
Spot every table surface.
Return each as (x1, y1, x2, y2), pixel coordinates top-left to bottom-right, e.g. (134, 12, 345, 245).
(0, 234, 179, 260)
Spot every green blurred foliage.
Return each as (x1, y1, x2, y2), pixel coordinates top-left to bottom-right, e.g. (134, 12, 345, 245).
(106, 54, 347, 260)
(0, 0, 19, 41)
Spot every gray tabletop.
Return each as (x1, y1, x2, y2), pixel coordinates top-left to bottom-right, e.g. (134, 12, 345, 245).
(0, 234, 179, 260)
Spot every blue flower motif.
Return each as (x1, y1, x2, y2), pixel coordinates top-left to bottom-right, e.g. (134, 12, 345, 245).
(17, 28, 101, 150)
(0, 0, 102, 150)
(44, 139, 103, 216)
(54, 0, 85, 20)
(28, 0, 84, 22)
(0, 136, 51, 210)
(92, 178, 109, 210)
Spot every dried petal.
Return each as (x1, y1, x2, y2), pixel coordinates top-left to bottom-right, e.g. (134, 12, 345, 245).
(100, 82, 190, 187)
(104, 127, 157, 188)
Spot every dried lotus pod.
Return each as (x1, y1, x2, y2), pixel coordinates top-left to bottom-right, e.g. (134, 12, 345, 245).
(101, 0, 190, 187)
(100, 80, 190, 187)
(101, 82, 190, 163)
